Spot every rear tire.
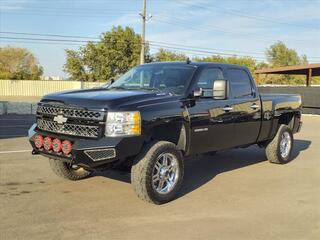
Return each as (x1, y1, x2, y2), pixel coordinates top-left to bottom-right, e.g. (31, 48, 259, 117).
(49, 159, 92, 181)
(266, 124, 293, 164)
(131, 141, 184, 204)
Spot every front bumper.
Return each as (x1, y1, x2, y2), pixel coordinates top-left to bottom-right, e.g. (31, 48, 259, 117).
(28, 124, 145, 169)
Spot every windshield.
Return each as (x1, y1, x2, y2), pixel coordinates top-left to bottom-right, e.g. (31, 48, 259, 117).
(106, 65, 195, 95)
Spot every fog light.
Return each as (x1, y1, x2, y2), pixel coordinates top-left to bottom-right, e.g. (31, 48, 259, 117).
(43, 136, 52, 151)
(34, 134, 43, 149)
(62, 140, 72, 155)
(52, 138, 62, 153)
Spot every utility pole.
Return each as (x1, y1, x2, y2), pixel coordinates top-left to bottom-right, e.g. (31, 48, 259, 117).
(140, 0, 147, 64)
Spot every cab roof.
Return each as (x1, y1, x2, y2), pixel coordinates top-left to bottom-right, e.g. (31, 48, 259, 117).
(143, 61, 248, 69)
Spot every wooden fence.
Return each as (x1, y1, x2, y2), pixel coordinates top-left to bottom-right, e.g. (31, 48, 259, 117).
(0, 80, 105, 96)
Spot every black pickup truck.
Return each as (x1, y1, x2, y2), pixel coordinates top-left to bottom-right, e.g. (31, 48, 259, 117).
(29, 62, 302, 204)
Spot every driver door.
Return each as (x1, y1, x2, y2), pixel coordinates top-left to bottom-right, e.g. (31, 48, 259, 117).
(188, 67, 235, 154)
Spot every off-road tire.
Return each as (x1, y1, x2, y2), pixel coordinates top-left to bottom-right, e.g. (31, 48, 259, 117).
(266, 124, 293, 164)
(131, 141, 184, 204)
(49, 158, 92, 181)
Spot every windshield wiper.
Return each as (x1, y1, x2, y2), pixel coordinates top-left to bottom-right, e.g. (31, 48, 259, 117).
(108, 86, 127, 90)
(108, 86, 162, 92)
(138, 86, 161, 92)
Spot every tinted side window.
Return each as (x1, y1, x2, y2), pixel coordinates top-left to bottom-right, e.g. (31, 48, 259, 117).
(227, 69, 253, 98)
(196, 68, 224, 97)
(197, 68, 224, 89)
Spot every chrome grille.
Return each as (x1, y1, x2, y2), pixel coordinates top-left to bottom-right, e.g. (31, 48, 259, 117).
(37, 104, 104, 121)
(84, 148, 116, 161)
(37, 119, 100, 138)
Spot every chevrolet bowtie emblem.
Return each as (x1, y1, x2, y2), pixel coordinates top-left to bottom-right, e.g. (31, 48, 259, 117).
(53, 115, 68, 124)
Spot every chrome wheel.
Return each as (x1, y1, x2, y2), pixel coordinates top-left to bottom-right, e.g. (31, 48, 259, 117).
(152, 153, 179, 194)
(280, 131, 291, 158)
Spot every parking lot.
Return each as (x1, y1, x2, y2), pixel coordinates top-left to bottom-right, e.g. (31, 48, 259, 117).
(0, 115, 319, 240)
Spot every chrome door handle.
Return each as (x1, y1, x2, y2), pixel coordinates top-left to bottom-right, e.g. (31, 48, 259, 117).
(222, 106, 233, 111)
(210, 119, 223, 123)
(250, 104, 260, 110)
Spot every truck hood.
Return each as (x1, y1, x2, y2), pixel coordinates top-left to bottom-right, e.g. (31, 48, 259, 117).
(41, 88, 178, 110)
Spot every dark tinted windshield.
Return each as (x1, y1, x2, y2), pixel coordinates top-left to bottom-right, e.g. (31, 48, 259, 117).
(107, 64, 196, 95)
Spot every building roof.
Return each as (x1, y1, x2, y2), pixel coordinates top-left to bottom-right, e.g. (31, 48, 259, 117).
(255, 64, 320, 76)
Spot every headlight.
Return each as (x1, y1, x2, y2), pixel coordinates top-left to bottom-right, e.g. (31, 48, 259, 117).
(105, 111, 141, 136)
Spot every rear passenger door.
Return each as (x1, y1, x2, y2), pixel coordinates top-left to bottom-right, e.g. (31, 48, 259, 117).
(226, 68, 261, 146)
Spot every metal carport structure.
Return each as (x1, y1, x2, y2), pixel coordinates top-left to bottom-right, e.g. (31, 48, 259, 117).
(255, 64, 320, 86)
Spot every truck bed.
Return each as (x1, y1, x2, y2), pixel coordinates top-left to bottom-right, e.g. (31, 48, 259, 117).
(260, 93, 302, 113)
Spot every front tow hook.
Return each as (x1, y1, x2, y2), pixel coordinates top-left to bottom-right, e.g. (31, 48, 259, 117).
(32, 150, 40, 155)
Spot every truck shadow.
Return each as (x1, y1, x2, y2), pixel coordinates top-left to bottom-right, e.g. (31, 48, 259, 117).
(97, 139, 311, 199)
(179, 139, 310, 198)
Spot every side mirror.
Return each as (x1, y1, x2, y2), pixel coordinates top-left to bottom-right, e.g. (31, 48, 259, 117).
(193, 87, 203, 97)
(213, 80, 228, 100)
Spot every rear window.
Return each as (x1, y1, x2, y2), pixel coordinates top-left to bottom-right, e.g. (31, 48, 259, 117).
(227, 69, 253, 98)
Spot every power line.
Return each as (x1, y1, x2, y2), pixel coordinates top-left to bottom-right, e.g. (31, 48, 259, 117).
(3, 8, 314, 44)
(0, 39, 83, 46)
(1, 32, 319, 59)
(148, 40, 265, 56)
(149, 43, 267, 60)
(10, 6, 137, 13)
(0, 36, 263, 59)
(0, 36, 94, 43)
(2, 38, 318, 63)
(152, 14, 312, 45)
(1, 11, 136, 18)
(2, 7, 316, 45)
(0, 36, 141, 47)
(1, 8, 137, 16)
(0, 31, 266, 56)
(0, 31, 98, 40)
(175, 0, 320, 30)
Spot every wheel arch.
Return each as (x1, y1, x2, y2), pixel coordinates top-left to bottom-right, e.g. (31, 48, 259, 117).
(148, 120, 189, 154)
(277, 110, 301, 132)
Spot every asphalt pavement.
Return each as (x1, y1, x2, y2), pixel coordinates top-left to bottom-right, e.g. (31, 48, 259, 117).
(0, 115, 319, 240)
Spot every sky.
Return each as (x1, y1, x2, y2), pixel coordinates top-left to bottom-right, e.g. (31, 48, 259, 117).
(1, 0, 319, 78)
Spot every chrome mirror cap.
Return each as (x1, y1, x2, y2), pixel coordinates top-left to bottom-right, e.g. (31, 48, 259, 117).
(213, 80, 228, 100)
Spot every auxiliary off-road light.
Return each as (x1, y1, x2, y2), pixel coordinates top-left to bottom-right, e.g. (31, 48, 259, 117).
(52, 138, 62, 153)
(34, 134, 44, 149)
(43, 137, 52, 151)
(61, 140, 72, 155)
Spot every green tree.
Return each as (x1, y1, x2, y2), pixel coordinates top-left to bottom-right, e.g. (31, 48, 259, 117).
(266, 41, 308, 67)
(64, 49, 89, 81)
(64, 26, 143, 81)
(194, 55, 258, 73)
(153, 48, 188, 62)
(0, 46, 43, 80)
(262, 41, 309, 84)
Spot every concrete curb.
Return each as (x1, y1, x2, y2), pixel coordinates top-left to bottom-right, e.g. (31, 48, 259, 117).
(0, 101, 37, 115)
